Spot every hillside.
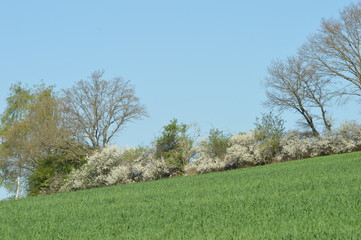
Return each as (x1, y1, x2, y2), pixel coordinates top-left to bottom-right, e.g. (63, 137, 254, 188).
(1, 152, 361, 239)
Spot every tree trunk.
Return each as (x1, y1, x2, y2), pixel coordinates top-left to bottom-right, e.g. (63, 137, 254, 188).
(320, 107, 332, 134)
(297, 106, 321, 138)
(15, 175, 20, 200)
(300, 110, 320, 138)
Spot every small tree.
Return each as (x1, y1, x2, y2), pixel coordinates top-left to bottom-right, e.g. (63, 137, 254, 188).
(200, 128, 230, 160)
(27, 151, 87, 196)
(155, 119, 199, 173)
(253, 112, 285, 161)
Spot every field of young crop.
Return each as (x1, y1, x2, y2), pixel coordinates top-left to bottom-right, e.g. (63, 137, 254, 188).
(1, 152, 361, 239)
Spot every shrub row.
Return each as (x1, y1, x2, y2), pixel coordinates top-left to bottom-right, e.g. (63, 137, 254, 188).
(60, 121, 361, 192)
(60, 146, 170, 192)
(188, 121, 361, 174)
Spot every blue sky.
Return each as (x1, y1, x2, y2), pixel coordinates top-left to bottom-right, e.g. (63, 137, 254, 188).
(0, 0, 358, 199)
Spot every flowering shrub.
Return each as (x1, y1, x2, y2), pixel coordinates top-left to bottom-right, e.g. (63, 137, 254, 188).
(106, 165, 132, 185)
(186, 153, 226, 174)
(132, 158, 169, 181)
(60, 121, 361, 192)
(275, 132, 315, 161)
(224, 133, 263, 168)
(274, 122, 361, 162)
(188, 121, 361, 175)
(60, 168, 90, 191)
(187, 133, 261, 174)
(60, 146, 170, 192)
(87, 146, 124, 186)
(333, 121, 361, 152)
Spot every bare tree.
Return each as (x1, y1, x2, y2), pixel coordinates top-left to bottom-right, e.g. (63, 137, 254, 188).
(264, 56, 333, 136)
(300, 1, 361, 98)
(62, 71, 148, 150)
(300, 67, 334, 133)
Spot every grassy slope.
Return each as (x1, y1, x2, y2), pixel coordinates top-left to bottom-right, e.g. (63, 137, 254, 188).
(1, 152, 361, 239)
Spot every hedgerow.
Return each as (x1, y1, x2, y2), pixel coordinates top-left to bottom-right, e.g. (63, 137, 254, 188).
(60, 146, 170, 192)
(59, 122, 361, 192)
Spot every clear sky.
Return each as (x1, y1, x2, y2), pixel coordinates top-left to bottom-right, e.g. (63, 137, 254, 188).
(0, 0, 358, 199)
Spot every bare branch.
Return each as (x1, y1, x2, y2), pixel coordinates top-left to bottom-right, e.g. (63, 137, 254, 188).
(300, 2, 361, 99)
(62, 71, 148, 150)
(264, 55, 334, 136)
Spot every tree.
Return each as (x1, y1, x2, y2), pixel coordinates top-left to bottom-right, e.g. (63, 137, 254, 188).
(0, 83, 34, 199)
(253, 112, 285, 161)
(300, 1, 361, 99)
(27, 148, 87, 196)
(0, 120, 30, 199)
(300, 68, 333, 133)
(200, 128, 230, 160)
(0, 83, 88, 198)
(25, 86, 90, 195)
(264, 55, 333, 136)
(155, 119, 199, 173)
(62, 70, 148, 150)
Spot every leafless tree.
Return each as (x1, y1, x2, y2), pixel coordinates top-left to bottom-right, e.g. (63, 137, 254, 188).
(302, 71, 334, 133)
(300, 1, 361, 98)
(264, 56, 333, 136)
(62, 71, 148, 150)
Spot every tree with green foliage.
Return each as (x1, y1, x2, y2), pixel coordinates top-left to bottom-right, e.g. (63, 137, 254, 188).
(253, 112, 285, 162)
(155, 119, 199, 173)
(0, 83, 34, 199)
(200, 128, 230, 160)
(0, 83, 89, 198)
(25, 86, 90, 195)
(27, 149, 88, 195)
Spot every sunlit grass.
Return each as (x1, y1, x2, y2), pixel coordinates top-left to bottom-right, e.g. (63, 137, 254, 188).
(1, 152, 361, 239)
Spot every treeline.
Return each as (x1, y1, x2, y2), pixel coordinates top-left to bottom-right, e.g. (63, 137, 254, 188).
(2, 1, 361, 198)
(0, 71, 147, 199)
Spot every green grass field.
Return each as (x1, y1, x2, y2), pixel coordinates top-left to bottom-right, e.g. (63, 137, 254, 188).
(1, 152, 361, 239)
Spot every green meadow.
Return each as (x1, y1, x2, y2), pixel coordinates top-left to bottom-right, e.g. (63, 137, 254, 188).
(1, 152, 361, 239)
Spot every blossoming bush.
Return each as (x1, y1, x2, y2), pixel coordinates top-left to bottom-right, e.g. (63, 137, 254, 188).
(333, 121, 361, 152)
(60, 146, 170, 192)
(187, 156, 226, 174)
(275, 122, 361, 162)
(188, 121, 361, 175)
(275, 132, 315, 161)
(106, 165, 132, 185)
(60, 146, 122, 191)
(61, 122, 361, 192)
(224, 133, 263, 168)
(187, 133, 263, 174)
(132, 157, 170, 181)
